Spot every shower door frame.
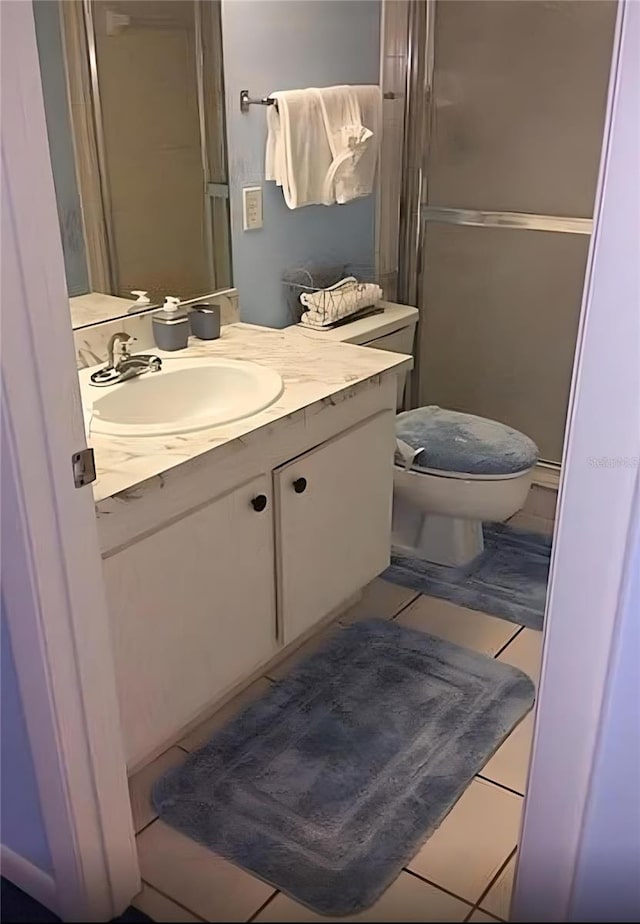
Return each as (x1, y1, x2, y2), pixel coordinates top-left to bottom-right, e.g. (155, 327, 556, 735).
(397, 0, 598, 469)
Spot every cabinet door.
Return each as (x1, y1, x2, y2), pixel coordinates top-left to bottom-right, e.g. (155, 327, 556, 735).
(103, 474, 277, 767)
(275, 412, 394, 644)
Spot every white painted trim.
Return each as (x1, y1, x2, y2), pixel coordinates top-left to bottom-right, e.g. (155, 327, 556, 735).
(532, 462, 560, 491)
(513, 2, 640, 920)
(1, 4, 139, 920)
(0, 846, 58, 917)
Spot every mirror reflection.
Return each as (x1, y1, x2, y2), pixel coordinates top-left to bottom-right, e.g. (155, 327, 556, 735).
(34, 0, 231, 329)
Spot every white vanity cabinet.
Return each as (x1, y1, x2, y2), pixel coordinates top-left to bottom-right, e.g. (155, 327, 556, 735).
(100, 386, 398, 769)
(103, 474, 278, 767)
(275, 412, 394, 643)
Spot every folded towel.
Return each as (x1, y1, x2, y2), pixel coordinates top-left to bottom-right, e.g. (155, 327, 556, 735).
(299, 277, 383, 328)
(265, 89, 332, 209)
(265, 85, 382, 209)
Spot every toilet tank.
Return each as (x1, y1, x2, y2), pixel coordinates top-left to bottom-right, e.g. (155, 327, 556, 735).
(293, 301, 418, 409)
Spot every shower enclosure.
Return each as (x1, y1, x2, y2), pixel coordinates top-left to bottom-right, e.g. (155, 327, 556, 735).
(396, 0, 617, 464)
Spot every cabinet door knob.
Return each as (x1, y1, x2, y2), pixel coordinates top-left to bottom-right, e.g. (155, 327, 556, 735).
(251, 494, 268, 512)
(293, 477, 307, 494)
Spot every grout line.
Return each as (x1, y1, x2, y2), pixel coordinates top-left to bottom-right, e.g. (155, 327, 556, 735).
(134, 816, 159, 838)
(473, 846, 517, 919)
(402, 867, 475, 909)
(390, 590, 422, 620)
(246, 890, 279, 923)
(493, 625, 526, 660)
(464, 902, 506, 923)
(476, 773, 525, 799)
(138, 878, 207, 922)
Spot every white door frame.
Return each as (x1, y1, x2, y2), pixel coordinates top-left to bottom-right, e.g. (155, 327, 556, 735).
(1, 3, 138, 920)
(1, 1, 637, 921)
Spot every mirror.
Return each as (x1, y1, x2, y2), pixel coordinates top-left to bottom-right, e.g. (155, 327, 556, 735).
(33, 0, 232, 329)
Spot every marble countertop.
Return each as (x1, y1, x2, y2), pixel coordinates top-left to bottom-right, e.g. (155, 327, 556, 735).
(84, 322, 412, 504)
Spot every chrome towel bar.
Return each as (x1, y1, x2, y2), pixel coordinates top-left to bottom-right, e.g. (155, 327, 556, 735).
(240, 89, 397, 113)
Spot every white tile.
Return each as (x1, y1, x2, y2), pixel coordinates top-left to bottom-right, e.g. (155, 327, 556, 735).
(396, 596, 520, 656)
(498, 629, 543, 688)
(137, 820, 274, 922)
(129, 747, 187, 834)
(178, 678, 272, 752)
(254, 873, 470, 922)
(339, 578, 419, 625)
(480, 854, 516, 920)
(468, 911, 501, 923)
(408, 779, 523, 904)
(480, 710, 535, 795)
(266, 625, 340, 681)
(133, 882, 203, 922)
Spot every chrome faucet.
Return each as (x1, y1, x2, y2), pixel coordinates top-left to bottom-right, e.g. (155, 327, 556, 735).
(89, 332, 162, 386)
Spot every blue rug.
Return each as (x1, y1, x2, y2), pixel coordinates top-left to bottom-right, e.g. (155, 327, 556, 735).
(153, 619, 535, 916)
(384, 523, 551, 630)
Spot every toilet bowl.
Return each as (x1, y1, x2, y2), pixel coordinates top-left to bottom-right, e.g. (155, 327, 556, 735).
(393, 463, 535, 566)
(393, 404, 538, 565)
(291, 301, 538, 566)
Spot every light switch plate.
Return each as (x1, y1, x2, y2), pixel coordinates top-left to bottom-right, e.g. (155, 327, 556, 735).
(242, 185, 263, 231)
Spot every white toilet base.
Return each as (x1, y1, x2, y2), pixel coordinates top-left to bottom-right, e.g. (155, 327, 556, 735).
(391, 463, 535, 567)
(392, 495, 485, 567)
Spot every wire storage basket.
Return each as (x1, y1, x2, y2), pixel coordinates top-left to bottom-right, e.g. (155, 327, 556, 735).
(282, 264, 381, 327)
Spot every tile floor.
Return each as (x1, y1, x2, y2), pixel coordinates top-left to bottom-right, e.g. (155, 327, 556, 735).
(129, 579, 543, 923)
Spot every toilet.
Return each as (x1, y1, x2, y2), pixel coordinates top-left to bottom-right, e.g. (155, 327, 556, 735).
(293, 301, 538, 567)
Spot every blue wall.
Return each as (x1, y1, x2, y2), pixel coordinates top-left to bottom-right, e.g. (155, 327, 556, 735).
(1, 608, 52, 874)
(221, 0, 381, 328)
(33, 0, 89, 297)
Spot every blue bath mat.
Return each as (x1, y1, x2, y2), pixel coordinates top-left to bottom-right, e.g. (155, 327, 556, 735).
(384, 523, 551, 631)
(153, 619, 535, 916)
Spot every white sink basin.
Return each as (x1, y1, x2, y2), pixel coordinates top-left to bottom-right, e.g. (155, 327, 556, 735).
(80, 356, 284, 437)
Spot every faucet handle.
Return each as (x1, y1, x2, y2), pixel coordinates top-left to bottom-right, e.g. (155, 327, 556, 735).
(116, 335, 137, 360)
(107, 331, 136, 368)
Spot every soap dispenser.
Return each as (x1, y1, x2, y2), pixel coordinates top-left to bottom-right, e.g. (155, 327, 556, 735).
(152, 296, 190, 351)
(128, 289, 151, 313)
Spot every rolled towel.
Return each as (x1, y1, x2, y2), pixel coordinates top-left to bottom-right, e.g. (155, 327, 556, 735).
(299, 277, 383, 328)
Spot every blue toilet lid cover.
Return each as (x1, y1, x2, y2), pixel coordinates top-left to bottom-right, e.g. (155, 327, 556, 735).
(395, 406, 539, 476)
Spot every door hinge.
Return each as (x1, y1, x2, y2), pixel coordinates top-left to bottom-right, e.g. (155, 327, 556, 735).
(72, 447, 96, 488)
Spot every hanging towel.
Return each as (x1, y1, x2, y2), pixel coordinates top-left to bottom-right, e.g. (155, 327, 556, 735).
(265, 85, 382, 209)
(265, 89, 332, 209)
(317, 85, 382, 204)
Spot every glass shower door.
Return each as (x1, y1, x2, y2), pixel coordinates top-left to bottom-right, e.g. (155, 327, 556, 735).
(417, 0, 617, 462)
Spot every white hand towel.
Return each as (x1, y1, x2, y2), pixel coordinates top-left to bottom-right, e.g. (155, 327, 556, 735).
(317, 85, 382, 204)
(265, 89, 331, 209)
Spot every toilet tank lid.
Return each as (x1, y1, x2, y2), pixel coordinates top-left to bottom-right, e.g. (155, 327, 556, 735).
(396, 407, 539, 477)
